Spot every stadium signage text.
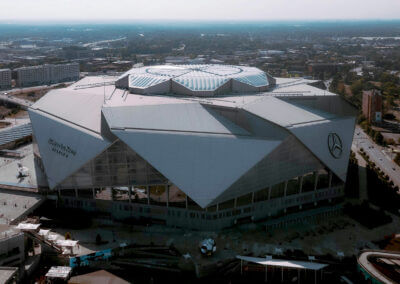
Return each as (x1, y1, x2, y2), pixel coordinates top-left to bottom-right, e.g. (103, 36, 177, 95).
(48, 138, 77, 158)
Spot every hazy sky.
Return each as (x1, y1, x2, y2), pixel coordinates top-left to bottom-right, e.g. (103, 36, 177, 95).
(1, 0, 400, 21)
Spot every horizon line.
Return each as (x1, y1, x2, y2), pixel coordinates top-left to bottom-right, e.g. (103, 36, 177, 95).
(1, 18, 400, 25)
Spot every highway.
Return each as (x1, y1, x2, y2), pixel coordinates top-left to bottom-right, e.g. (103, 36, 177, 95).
(0, 92, 33, 109)
(0, 82, 74, 109)
(352, 126, 400, 188)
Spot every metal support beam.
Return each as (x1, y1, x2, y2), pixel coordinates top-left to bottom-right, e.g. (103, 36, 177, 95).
(75, 188, 78, 198)
(315, 270, 317, 284)
(166, 185, 169, 208)
(284, 181, 288, 197)
(268, 187, 272, 200)
(147, 186, 150, 205)
(128, 186, 132, 203)
(314, 172, 318, 191)
(299, 176, 303, 194)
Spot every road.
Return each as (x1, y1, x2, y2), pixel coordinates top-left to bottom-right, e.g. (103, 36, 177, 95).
(0, 82, 75, 109)
(352, 125, 400, 188)
(0, 92, 33, 109)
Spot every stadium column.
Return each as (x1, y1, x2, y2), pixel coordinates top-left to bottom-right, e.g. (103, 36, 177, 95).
(185, 195, 188, 209)
(284, 181, 288, 197)
(313, 172, 318, 191)
(166, 185, 169, 208)
(75, 188, 78, 198)
(92, 188, 95, 199)
(268, 186, 272, 200)
(299, 176, 303, 194)
(146, 186, 150, 205)
(128, 186, 132, 203)
(57, 188, 61, 208)
(313, 172, 319, 207)
(251, 192, 255, 204)
(328, 171, 333, 189)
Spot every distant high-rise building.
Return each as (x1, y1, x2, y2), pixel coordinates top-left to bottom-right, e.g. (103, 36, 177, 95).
(15, 63, 79, 87)
(0, 69, 12, 90)
(362, 89, 382, 124)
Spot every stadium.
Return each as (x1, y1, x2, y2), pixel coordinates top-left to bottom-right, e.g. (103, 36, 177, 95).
(29, 64, 357, 230)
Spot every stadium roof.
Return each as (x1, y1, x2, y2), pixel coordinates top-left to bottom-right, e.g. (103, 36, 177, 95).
(116, 64, 275, 95)
(29, 65, 357, 207)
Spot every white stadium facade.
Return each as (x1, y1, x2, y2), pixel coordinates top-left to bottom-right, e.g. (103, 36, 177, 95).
(29, 65, 357, 230)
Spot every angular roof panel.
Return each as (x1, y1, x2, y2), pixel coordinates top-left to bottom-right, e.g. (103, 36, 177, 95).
(31, 88, 110, 134)
(29, 109, 110, 189)
(289, 116, 356, 181)
(102, 102, 250, 136)
(233, 73, 269, 87)
(113, 129, 281, 207)
(129, 75, 169, 89)
(243, 96, 334, 127)
(214, 135, 323, 203)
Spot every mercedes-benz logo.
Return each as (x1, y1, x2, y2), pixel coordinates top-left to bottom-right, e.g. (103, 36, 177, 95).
(327, 133, 343, 159)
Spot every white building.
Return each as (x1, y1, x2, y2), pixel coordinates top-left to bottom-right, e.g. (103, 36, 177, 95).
(0, 225, 24, 267)
(15, 63, 79, 87)
(28, 65, 357, 230)
(0, 69, 11, 90)
(49, 63, 80, 85)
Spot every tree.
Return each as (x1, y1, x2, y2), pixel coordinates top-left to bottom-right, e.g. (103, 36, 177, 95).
(350, 80, 363, 96)
(374, 131, 384, 145)
(394, 154, 400, 166)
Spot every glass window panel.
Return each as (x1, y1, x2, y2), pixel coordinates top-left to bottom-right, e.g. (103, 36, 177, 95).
(254, 187, 269, 202)
(168, 185, 186, 208)
(270, 182, 285, 199)
(236, 193, 253, 207)
(219, 199, 234, 210)
(316, 169, 329, 190)
(286, 177, 300, 196)
(302, 172, 316, 192)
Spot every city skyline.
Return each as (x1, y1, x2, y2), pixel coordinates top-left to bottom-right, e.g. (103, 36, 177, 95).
(1, 0, 400, 21)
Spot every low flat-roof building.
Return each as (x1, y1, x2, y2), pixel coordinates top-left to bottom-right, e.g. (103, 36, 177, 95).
(28, 64, 357, 230)
(0, 225, 24, 267)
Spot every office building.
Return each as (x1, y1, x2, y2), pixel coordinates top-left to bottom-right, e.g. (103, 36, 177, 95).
(0, 69, 11, 90)
(362, 89, 382, 124)
(15, 63, 79, 87)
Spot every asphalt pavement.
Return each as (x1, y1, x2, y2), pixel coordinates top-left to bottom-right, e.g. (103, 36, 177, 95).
(353, 126, 400, 188)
